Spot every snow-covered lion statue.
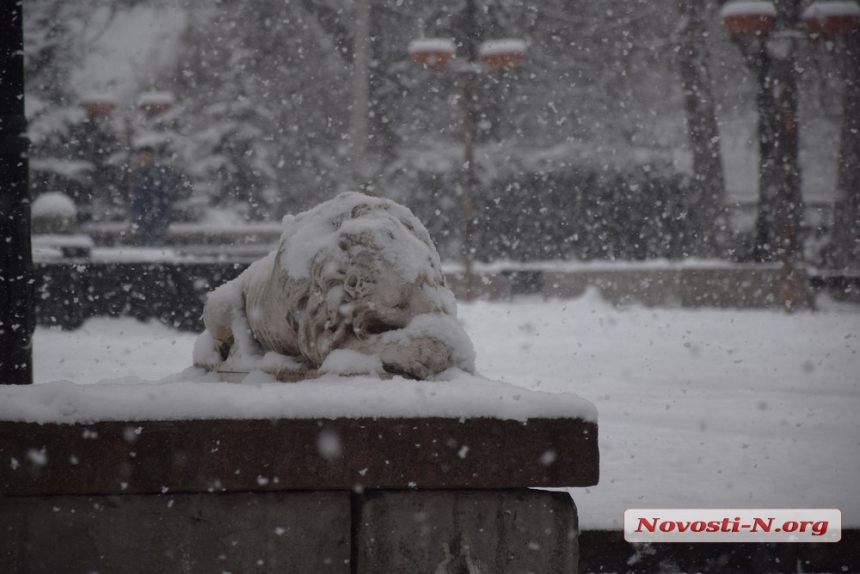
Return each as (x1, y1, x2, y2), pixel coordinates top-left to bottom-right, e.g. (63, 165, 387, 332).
(194, 191, 475, 381)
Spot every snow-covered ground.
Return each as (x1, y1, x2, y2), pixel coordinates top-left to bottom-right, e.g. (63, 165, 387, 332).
(26, 290, 860, 531)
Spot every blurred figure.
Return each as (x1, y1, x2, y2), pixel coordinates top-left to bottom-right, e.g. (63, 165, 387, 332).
(130, 145, 173, 246)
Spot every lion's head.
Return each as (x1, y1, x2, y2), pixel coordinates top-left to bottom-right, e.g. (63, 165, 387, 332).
(286, 193, 458, 367)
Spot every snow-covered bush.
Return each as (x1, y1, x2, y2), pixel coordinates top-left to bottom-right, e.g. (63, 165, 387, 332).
(31, 192, 78, 234)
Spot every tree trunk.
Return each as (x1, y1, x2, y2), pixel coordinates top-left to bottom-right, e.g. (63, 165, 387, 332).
(751, 42, 782, 263)
(728, 31, 781, 263)
(676, 0, 727, 257)
(831, 31, 860, 272)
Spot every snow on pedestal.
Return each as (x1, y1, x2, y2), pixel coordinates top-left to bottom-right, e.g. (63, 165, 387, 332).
(0, 372, 597, 425)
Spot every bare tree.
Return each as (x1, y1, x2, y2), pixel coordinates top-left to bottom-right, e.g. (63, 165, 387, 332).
(831, 30, 860, 272)
(676, 0, 727, 256)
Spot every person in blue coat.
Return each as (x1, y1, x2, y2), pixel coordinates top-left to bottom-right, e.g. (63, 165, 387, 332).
(130, 145, 173, 246)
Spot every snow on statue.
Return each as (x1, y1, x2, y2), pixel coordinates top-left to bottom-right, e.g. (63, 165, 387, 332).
(194, 192, 476, 381)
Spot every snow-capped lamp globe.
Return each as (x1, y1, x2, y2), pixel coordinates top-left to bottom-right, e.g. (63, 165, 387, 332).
(478, 39, 527, 69)
(408, 36, 527, 71)
(136, 91, 175, 119)
(720, 1, 778, 36)
(802, 1, 860, 35)
(79, 94, 118, 117)
(408, 38, 456, 70)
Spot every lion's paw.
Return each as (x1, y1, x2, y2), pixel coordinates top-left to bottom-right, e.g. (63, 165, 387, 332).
(378, 336, 452, 380)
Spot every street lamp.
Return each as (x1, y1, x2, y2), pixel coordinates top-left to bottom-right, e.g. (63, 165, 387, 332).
(136, 91, 176, 119)
(720, 0, 859, 311)
(408, 38, 456, 70)
(803, 1, 860, 34)
(79, 94, 119, 117)
(408, 36, 526, 299)
(80, 92, 176, 156)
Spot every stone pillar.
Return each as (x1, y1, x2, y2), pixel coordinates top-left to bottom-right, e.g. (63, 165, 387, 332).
(1, 489, 580, 573)
(356, 489, 579, 573)
(1, 492, 351, 574)
(0, 411, 597, 572)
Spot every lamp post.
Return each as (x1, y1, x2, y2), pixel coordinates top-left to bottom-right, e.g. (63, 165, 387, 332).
(409, 33, 525, 300)
(1, 0, 33, 384)
(720, 0, 859, 311)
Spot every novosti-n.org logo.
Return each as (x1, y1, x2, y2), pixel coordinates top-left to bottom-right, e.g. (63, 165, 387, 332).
(624, 509, 841, 543)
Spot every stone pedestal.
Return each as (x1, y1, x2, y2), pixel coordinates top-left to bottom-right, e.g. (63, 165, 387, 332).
(356, 490, 578, 574)
(0, 410, 597, 572)
(1, 492, 350, 574)
(0, 417, 597, 494)
(1, 489, 578, 574)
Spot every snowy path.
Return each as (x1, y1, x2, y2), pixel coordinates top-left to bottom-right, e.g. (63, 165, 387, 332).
(32, 292, 860, 530)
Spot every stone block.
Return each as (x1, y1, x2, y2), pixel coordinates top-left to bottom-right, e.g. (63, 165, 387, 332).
(355, 489, 579, 573)
(0, 417, 598, 495)
(0, 491, 350, 574)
